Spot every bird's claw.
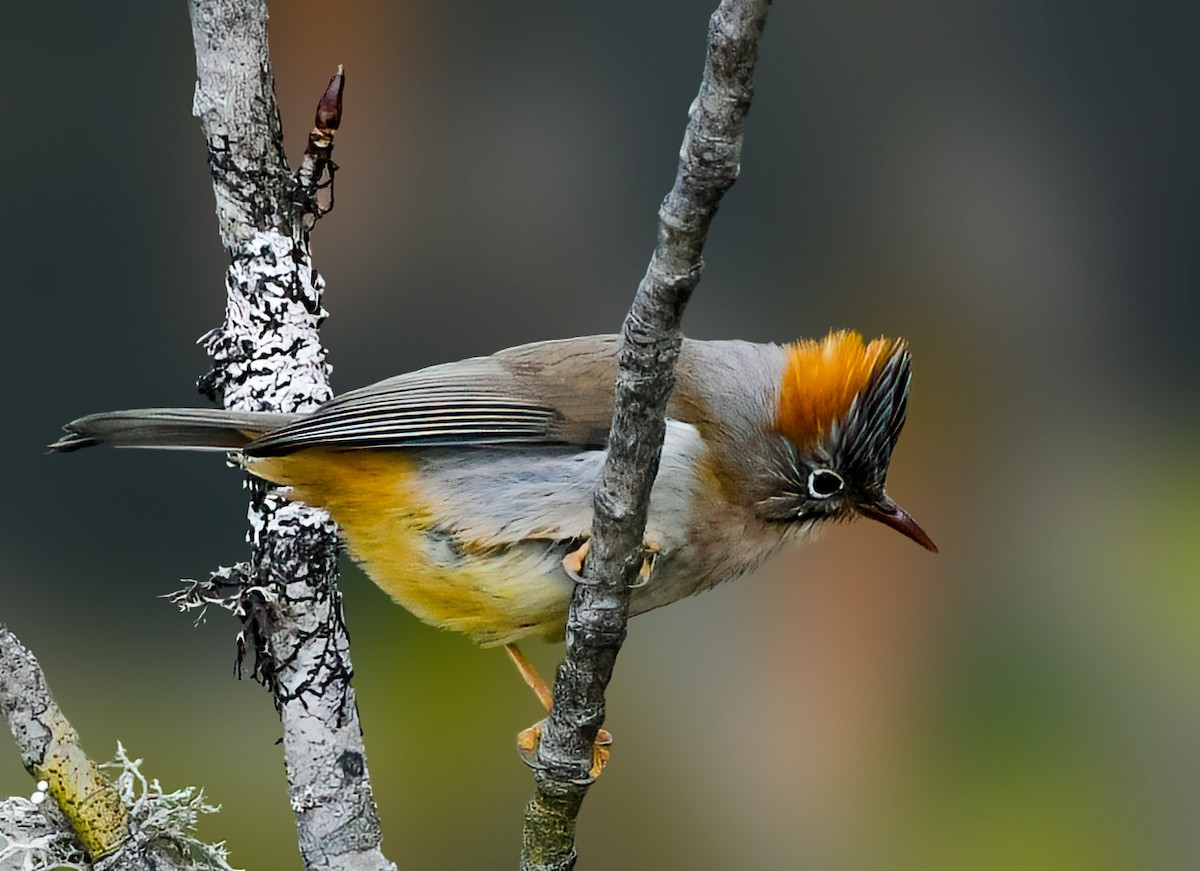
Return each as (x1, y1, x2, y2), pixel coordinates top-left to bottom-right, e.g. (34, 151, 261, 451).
(561, 540, 591, 584)
(516, 720, 612, 783)
(562, 540, 659, 589)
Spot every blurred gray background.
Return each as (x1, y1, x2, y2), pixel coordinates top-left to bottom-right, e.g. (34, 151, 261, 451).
(3, 1, 1198, 868)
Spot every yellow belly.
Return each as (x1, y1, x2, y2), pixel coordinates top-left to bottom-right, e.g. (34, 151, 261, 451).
(248, 449, 574, 645)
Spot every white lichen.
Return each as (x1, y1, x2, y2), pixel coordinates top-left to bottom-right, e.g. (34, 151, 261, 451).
(103, 742, 240, 871)
(0, 744, 239, 871)
(0, 795, 89, 871)
(200, 229, 333, 415)
(167, 564, 271, 624)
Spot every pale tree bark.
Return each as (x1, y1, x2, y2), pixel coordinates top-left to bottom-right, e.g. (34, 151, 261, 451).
(179, 1, 393, 869)
(0, 626, 133, 867)
(520, 1, 773, 868)
(0, 625, 234, 870)
(1, 2, 386, 866)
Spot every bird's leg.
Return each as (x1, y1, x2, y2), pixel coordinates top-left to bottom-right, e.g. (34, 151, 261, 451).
(541, 536, 656, 776)
(505, 642, 612, 781)
(504, 642, 553, 710)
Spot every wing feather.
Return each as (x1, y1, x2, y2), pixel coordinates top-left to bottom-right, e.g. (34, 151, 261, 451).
(243, 337, 623, 456)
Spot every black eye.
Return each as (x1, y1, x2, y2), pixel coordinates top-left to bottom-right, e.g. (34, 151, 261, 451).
(807, 469, 844, 499)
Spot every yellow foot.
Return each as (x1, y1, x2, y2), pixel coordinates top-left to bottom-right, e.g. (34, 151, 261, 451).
(517, 720, 612, 782)
(563, 539, 659, 587)
(630, 542, 660, 589)
(561, 539, 590, 582)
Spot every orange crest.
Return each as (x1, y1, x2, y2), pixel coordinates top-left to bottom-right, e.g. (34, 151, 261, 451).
(776, 330, 904, 447)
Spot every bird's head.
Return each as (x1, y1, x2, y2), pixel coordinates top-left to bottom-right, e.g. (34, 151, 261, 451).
(756, 330, 937, 551)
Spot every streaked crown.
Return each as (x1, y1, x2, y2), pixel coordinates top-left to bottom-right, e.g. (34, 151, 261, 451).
(774, 330, 911, 487)
(776, 331, 904, 440)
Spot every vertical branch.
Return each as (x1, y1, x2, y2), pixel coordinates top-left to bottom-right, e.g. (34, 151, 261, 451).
(521, 1, 772, 868)
(186, 3, 392, 869)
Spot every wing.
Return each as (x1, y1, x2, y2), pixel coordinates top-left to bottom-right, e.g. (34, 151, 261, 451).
(243, 335, 622, 456)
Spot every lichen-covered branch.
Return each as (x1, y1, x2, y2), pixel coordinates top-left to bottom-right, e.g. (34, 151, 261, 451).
(0, 627, 232, 870)
(0, 627, 130, 864)
(186, 2, 391, 869)
(521, 1, 773, 867)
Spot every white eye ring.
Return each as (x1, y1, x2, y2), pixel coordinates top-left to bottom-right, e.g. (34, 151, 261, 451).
(807, 469, 844, 499)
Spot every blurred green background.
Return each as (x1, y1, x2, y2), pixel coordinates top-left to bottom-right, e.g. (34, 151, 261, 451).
(3, 1, 1197, 868)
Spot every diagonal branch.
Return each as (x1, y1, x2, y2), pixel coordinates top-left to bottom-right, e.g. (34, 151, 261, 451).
(0, 626, 234, 870)
(186, 3, 391, 869)
(521, 1, 773, 868)
(0, 626, 132, 865)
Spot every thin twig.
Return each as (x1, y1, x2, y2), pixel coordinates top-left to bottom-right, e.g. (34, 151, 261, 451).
(521, 1, 772, 868)
(186, 3, 392, 869)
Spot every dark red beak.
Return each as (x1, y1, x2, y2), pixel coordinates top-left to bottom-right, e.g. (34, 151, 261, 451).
(861, 493, 938, 552)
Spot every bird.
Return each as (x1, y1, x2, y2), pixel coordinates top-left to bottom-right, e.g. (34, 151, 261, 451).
(52, 330, 935, 772)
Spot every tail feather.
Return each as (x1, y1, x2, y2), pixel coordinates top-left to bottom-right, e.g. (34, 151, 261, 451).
(50, 408, 299, 453)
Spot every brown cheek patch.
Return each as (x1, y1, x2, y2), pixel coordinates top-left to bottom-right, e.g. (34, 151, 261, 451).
(776, 331, 900, 448)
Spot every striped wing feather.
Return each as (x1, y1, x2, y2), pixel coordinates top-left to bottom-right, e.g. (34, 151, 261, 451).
(243, 336, 623, 456)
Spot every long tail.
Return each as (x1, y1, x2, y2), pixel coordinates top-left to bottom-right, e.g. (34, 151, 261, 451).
(50, 408, 300, 453)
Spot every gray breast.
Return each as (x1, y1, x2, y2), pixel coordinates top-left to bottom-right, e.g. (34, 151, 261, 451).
(412, 422, 708, 550)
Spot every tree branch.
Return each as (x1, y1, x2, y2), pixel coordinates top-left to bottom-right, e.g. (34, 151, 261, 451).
(521, 1, 772, 867)
(1, 627, 234, 870)
(185, 3, 391, 869)
(0, 626, 131, 865)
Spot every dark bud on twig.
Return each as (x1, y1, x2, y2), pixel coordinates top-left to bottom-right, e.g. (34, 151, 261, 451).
(315, 64, 344, 135)
(298, 65, 344, 224)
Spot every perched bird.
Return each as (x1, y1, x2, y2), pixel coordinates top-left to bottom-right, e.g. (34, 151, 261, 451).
(53, 330, 935, 754)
